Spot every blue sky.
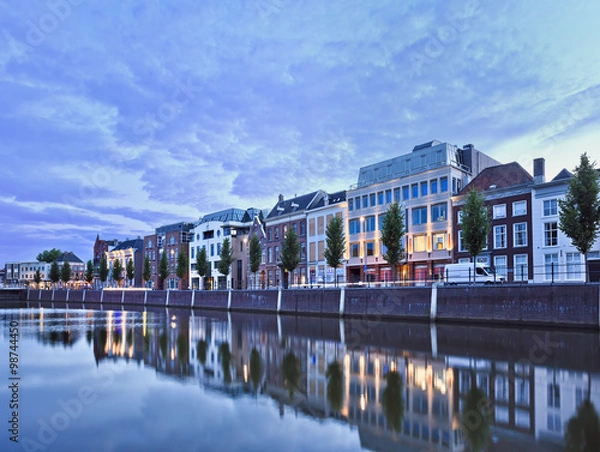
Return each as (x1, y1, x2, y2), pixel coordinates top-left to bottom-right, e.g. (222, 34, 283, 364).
(1, 0, 599, 264)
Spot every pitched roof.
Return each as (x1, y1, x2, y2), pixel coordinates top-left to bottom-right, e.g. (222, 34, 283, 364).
(58, 252, 84, 264)
(112, 238, 143, 251)
(311, 190, 346, 209)
(461, 162, 533, 194)
(266, 191, 323, 219)
(552, 168, 573, 181)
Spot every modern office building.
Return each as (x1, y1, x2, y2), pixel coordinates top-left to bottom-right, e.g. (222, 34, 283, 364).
(345, 140, 500, 285)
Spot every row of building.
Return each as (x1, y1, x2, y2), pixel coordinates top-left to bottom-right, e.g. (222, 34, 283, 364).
(4, 139, 599, 289)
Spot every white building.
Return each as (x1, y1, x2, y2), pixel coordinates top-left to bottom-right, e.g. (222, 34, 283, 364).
(17, 261, 52, 288)
(531, 167, 600, 282)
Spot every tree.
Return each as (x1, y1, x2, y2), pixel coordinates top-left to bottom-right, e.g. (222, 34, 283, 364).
(564, 400, 600, 451)
(461, 385, 492, 452)
(559, 153, 600, 282)
(34, 269, 42, 287)
(282, 351, 300, 398)
(99, 255, 109, 288)
(461, 188, 491, 283)
(196, 247, 210, 290)
(380, 202, 405, 285)
(326, 361, 343, 412)
(49, 260, 61, 287)
(324, 216, 346, 287)
(126, 258, 135, 287)
(85, 260, 94, 285)
(249, 234, 262, 289)
(158, 251, 169, 290)
(143, 256, 152, 288)
(36, 248, 62, 263)
(60, 259, 71, 287)
(176, 250, 188, 290)
(250, 348, 262, 393)
(280, 228, 301, 289)
(217, 238, 234, 289)
(112, 259, 123, 287)
(382, 371, 405, 432)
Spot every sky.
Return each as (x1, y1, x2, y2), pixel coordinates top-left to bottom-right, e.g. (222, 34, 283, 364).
(1, 0, 600, 265)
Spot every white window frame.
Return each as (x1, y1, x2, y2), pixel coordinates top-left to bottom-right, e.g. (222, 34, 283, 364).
(494, 255, 507, 279)
(513, 222, 528, 247)
(566, 252, 582, 280)
(514, 254, 528, 281)
(494, 225, 507, 249)
(493, 204, 506, 219)
(544, 222, 558, 247)
(512, 200, 527, 216)
(544, 253, 559, 280)
(543, 199, 558, 217)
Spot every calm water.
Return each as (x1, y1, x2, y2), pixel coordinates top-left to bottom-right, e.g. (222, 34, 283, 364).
(1, 303, 599, 452)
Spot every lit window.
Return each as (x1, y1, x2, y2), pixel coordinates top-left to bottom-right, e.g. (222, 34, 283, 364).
(431, 203, 447, 222)
(432, 232, 445, 250)
(414, 235, 427, 252)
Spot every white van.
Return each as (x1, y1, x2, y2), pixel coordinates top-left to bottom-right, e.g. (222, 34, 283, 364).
(444, 263, 505, 285)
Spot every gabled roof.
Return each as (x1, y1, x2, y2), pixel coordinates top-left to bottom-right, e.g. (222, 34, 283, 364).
(58, 252, 84, 264)
(112, 238, 143, 251)
(266, 191, 323, 219)
(460, 162, 533, 194)
(240, 207, 266, 223)
(552, 168, 573, 181)
(310, 190, 346, 209)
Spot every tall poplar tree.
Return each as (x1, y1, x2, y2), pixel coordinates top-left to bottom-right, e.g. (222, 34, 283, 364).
(559, 153, 600, 282)
(324, 216, 346, 287)
(49, 260, 60, 287)
(126, 258, 135, 287)
(143, 256, 152, 288)
(217, 238, 234, 289)
(176, 250, 188, 290)
(159, 251, 169, 290)
(85, 260, 94, 285)
(461, 188, 491, 283)
(112, 259, 123, 287)
(99, 255, 109, 288)
(249, 234, 262, 289)
(280, 229, 301, 289)
(380, 202, 405, 285)
(60, 259, 72, 287)
(196, 247, 210, 290)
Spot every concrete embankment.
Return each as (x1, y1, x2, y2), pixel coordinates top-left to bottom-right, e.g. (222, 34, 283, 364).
(9, 283, 600, 330)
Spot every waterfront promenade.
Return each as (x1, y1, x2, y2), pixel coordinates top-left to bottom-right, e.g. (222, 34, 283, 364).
(3, 283, 599, 330)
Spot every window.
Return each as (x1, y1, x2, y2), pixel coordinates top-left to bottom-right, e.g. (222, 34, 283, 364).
(370, 193, 376, 207)
(430, 179, 438, 194)
(545, 253, 558, 280)
(393, 187, 400, 202)
(362, 195, 368, 208)
(402, 185, 409, 201)
(412, 184, 419, 198)
(275, 227, 279, 240)
(544, 222, 558, 247)
(267, 228, 272, 241)
(547, 413, 561, 433)
(377, 191, 384, 205)
(350, 243, 360, 258)
(494, 225, 506, 249)
(355, 197, 361, 209)
(566, 252, 582, 280)
(548, 384, 560, 408)
(412, 207, 427, 225)
(420, 181, 428, 196)
(431, 203, 447, 222)
(378, 214, 385, 230)
(494, 256, 507, 279)
(385, 189, 392, 204)
(364, 216, 376, 232)
(300, 221, 306, 236)
(512, 200, 527, 216)
(458, 230, 466, 252)
(515, 377, 530, 406)
(513, 222, 527, 247)
(440, 177, 448, 192)
(414, 235, 427, 252)
(210, 243, 215, 257)
(457, 210, 463, 224)
(514, 254, 528, 281)
(543, 199, 558, 216)
(348, 198, 354, 211)
(349, 219, 361, 235)
(493, 204, 506, 219)
(432, 232, 446, 250)
(366, 241, 375, 256)
(451, 177, 462, 194)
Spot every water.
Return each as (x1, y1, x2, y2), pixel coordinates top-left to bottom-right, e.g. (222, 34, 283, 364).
(1, 304, 598, 451)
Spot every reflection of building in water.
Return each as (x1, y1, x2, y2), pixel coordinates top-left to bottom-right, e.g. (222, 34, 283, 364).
(534, 367, 600, 445)
(92, 311, 145, 365)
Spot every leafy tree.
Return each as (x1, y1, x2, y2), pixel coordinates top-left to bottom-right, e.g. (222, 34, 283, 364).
(380, 202, 405, 285)
(217, 238, 234, 288)
(280, 228, 301, 289)
(49, 260, 60, 287)
(249, 234, 262, 289)
(112, 259, 123, 287)
(143, 256, 152, 288)
(34, 269, 42, 286)
(36, 248, 62, 263)
(564, 400, 600, 451)
(126, 258, 135, 287)
(196, 247, 210, 290)
(176, 249, 188, 290)
(324, 216, 346, 287)
(60, 259, 71, 287)
(461, 188, 491, 283)
(382, 371, 405, 432)
(99, 255, 109, 288)
(158, 251, 169, 290)
(85, 260, 94, 285)
(559, 153, 600, 282)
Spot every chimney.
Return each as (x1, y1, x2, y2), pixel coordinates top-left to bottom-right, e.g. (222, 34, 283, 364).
(533, 158, 545, 184)
(324, 194, 330, 206)
(278, 194, 284, 202)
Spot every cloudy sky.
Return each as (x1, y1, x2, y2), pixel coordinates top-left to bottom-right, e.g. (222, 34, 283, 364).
(1, 0, 599, 264)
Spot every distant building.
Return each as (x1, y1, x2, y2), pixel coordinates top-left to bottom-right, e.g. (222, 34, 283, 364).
(16, 261, 52, 288)
(105, 238, 144, 287)
(56, 252, 85, 286)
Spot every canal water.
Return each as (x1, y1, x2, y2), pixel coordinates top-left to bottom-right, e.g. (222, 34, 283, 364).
(0, 304, 598, 451)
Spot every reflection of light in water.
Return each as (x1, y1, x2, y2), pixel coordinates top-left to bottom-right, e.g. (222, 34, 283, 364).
(390, 360, 396, 372)
(243, 364, 248, 383)
(129, 345, 133, 359)
(171, 348, 175, 361)
(359, 355, 365, 376)
(39, 307, 44, 333)
(170, 322, 177, 329)
(171, 315, 177, 321)
(143, 311, 147, 337)
(360, 394, 367, 411)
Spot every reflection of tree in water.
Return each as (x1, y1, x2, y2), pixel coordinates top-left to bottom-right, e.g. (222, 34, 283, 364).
(159, 332, 168, 359)
(177, 333, 189, 365)
(382, 371, 404, 432)
(86, 329, 93, 345)
(326, 361, 343, 413)
(250, 348, 262, 393)
(461, 385, 491, 452)
(564, 400, 600, 451)
(42, 330, 76, 348)
(219, 342, 232, 383)
(197, 339, 207, 365)
(282, 351, 300, 398)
